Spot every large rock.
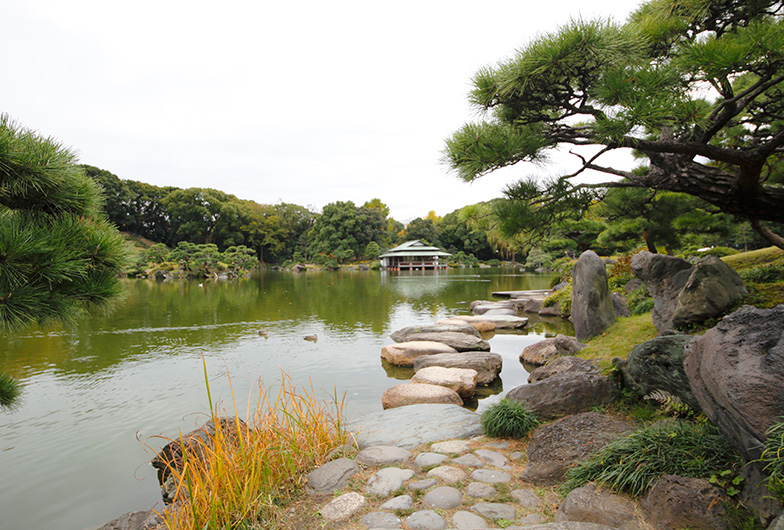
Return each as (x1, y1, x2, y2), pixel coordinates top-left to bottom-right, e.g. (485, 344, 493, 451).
(381, 341, 458, 366)
(521, 335, 587, 366)
(443, 315, 496, 332)
(412, 366, 478, 398)
(630, 251, 693, 330)
(392, 323, 480, 341)
(671, 256, 747, 329)
(621, 334, 699, 410)
(571, 250, 616, 342)
(528, 356, 597, 384)
(348, 404, 482, 449)
(522, 412, 634, 485)
(684, 305, 784, 460)
(392, 331, 491, 352)
(641, 475, 729, 530)
(382, 383, 463, 409)
(507, 365, 619, 420)
(556, 483, 646, 530)
(414, 352, 502, 385)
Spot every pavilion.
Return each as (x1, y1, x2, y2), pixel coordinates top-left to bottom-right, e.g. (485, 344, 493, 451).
(379, 240, 451, 270)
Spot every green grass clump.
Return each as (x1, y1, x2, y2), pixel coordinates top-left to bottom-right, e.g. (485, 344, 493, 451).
(561, 420, 739, 497)
(481, 399, 539, 438)
(759, 418, 784, 501)
(0, 372, 20, 409)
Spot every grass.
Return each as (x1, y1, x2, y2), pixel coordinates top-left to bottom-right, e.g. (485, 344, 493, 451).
(560, 419, 740, 497)
(151, 361, 349, 530)
(759, 418, 784, 502)
(721, 246, 784, 271)
(0, 372, 21, 409)
(578, 314, 658, 361)
(480, 399, 539, 439)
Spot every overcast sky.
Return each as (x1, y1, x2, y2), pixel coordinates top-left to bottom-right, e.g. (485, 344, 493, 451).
(4, 0, 641, 222)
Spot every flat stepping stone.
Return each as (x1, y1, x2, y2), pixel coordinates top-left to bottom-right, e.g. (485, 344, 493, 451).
(380, 494, 414, 511)
(414, 452, 448, 468)
(508, 451, 524, 461)
(452, 510, 489, 530)
(427, 465, 468, 484)
(465, 482, 496, 498)
(483, 441, 510, 449)
(422, 486, 463, 509)
(391, 331, 491, 352)
(361, 511, 401, 529)
(414, 352, 503, 385)
(471, 468, 512, 483)
(367, 467, 415, 496)
(412, 366, 478, 398)
(408, 478, 437, 491)
(468, 314, 529, 329)
(471, 502, 516, 520)
(382, 383, 463, 409)
(474, 449, 510, 469)
(430, 439, 472, 454)
(381, 341, 458, 366)
(453, 454, 485, 468)
(447, 315, 496, 332)
(305, 457, 359, 495)
(406, 510, 447, 530)
(356, 445, 412, 466)
(320, 492, 367, 522)
(349, 404, 482, 449)
(511, 488, 543, 510)
(520, 513, 546, 525)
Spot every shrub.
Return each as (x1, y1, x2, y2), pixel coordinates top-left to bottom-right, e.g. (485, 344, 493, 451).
(543, 284, 572, 317)
(627, 285, 654, 315)
(481, 399, 539, 438)
(561, 420, 739, 497)
(759, 418, 784, 501)
(699, 246, 739, 258)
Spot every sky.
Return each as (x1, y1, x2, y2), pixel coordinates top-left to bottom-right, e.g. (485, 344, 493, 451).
(3, 0, 641, 222)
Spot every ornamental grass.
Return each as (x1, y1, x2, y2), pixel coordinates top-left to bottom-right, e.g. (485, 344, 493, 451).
(153, 361, 349, 530)
(480, 398, 539, 439)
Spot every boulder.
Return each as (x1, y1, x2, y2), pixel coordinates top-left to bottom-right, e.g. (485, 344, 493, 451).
(96, 511, 163, 530)
(305, 458, 359, 496)
(520, 335, 587, 366)
(522, 412, 634, 485)
(641, 475, 729, 530)
(670, 256, 747, 329)
(507, 365, 618, 420)
(392, 323, 479, 342)
(684, 305, 784, 461)
(523, 299, 544, 313)
(630, 251, 693, 331)
(381, 341, 458, 366)
(412, 366, 478, 398)
(414, 352, 502, 385)
(538, 303, 563, 317)
(436, 318, 491, 334)
(739, 461, 784, 527)
(621, 334, 699, 410)
(611, 293, 631, 318)
(528, 356, 597, 384)
(624, 278, 643, 294)
(392, 331, 491, 352)
(382, 383, 463, 409)
(556, 483, 646, 530)
(445, 315, 496, 332)
(473, 314, 529, 329)
(571, 250, 616, 341)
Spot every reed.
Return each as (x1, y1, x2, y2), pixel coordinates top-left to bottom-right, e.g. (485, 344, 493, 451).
(156, 361, 349, 529)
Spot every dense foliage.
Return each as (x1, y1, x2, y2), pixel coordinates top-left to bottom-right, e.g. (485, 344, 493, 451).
(480, 399, 539, 438)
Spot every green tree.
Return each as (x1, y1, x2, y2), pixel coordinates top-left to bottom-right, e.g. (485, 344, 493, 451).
(362, 198, 390, 218)
(0, 115, 131, 407)
(444, 0, 784, 249)
(439, 208, 495, 260)
(164, 188, 245, 247)
(364, 240, 381, 260)
(308, 201, 385, 261)
(398, 217, 440, 246)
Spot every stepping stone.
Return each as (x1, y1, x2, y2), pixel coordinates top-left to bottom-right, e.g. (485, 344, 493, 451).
(320, 492, 367, 522)
(471, 502, 516, 520)
(367, 467, 415, 496)
(508, 451, 524, 461)
(465, 482, 496, 498)
(406, 509, 447, 530)
(414, 452, 448, 468)
(380, 494, 414, 511)
(511, 488, 543, 510)
(520, 513, 545, 525)
(422, 486, 463, 509)
(414, 352, 503, 385)
(471, 469, 512, 483)
(412, 366, 478, 399)
(361, 511, 401, 529)
(453, 454, 485, 468)
(483, 441, 510, 449)
(408, 478, 437, 491)
(381, 341, 458, 366)
(427, 465, 468, 484)
(446, 315, 496, 332)
(382, 383, 463, 409)
(356, 446, 412, 466)
(452, 510, 489, 530)
(474, 449, 510, 469)
(305, 458, 358, 495)
(430, 439, 472, 454)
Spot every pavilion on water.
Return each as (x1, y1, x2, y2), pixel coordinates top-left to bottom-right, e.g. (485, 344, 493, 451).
(379, 240, 451, 271)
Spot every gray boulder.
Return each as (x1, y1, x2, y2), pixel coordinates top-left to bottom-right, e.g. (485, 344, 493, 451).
(528, 356, 597, 384)
(520, 335, 587, 366)
(392, 323, 480, 341)
(382, 383, 463, 409)
(571, 250, 616, 342)
(621, 334, 699, 410)
(611, 293, 631, 318)
(556, 483, 645, 530)
(671, 255, 747, 329)
(630, 251, 693, 330)
(507, 364, 618, 420)
(414, 352, 502, 385)
(684, 305, 784, 461)
(641, 475, 729, 530)
(522, 412, 634, 485)
(96, 511, 163, 530)
(381, 341, 458, 366)
(412, 366, 478, 398)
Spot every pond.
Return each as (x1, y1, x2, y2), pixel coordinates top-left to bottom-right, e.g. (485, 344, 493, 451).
(0, 268, 572, 530)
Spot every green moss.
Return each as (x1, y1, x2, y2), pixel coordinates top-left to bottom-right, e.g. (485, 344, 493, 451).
(722, 247, 784, 272)
(579, 314, 658, 361)
(543, 284, 572, 317)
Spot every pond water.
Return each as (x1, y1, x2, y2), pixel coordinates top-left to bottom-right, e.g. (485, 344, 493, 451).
(0, 268, 572, 530)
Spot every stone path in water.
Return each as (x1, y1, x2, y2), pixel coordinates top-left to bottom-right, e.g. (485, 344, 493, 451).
(308, 436, 566, 530)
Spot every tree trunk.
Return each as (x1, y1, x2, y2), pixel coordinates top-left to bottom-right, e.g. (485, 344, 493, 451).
(751, 220, 784, 251)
